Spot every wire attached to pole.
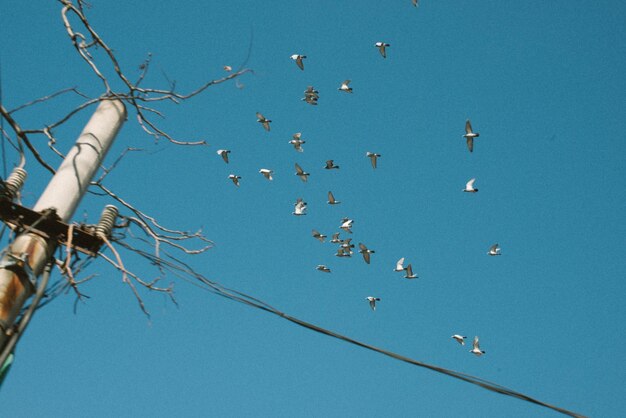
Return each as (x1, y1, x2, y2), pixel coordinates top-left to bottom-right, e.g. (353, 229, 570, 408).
(0, 54, 7, 179)
(0, 260, 53, 379)
(112, 243, 587, 418)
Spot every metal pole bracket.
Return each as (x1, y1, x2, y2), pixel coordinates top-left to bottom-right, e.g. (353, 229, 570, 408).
(0, 253, 36, 293)
(0, 199, 104, 256)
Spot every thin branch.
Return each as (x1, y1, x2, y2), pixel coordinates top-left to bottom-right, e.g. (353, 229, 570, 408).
(0, 104, 48, 172)
(8, 87, 89, 114)
(98, 235, 149, 317)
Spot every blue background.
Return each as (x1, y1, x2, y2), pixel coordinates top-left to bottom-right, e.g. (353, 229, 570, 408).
(1, 1, 625, 417)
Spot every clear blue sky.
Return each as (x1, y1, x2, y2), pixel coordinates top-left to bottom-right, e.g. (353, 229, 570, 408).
(1, 1, 625, 417)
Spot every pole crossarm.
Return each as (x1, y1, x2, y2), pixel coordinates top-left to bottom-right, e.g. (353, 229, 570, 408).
(0, 199, 104, 256)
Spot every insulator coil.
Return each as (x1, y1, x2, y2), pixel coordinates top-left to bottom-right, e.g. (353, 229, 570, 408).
(95, 205, 118, 238)
(2, 168, 27, 201)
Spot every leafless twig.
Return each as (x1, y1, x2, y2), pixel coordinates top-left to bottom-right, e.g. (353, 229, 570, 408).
(1, 0, 249, 315)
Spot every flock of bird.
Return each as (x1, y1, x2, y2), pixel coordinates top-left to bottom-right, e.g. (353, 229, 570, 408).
(215, 17, 501, 357)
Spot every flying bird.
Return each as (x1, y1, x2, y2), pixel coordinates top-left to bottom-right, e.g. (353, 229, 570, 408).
(302, 86, 319, 105)
(470, 336, 486, 356)
(404, 264, 418, 279)
(289, 133, 306, 152)
(316, 265, 331, 273)
(340, 218, 353, 234)
(228, 174, 241, 187)
(293, 198, 307, 216)
(366, 152, 381, 169)
(290, 54, 307, 70)
(340, 238, 355, 250)
(375, 42, 390, 58)
(293, 205, 307, 216)
(463, 178, 478, 193)
(330, 233, 342, 244)
(312, 230, 327, 243)
(359, 243, 375, 264)
(366, 296, 381, 311)
(295, 163, 310, 182)
(412, 0, 419, 7)
(223, 65, 232, 72)
(324, 160, 339, 170)
(304, 86, 319, 99)
(216, 149, 230, 164)
(327, 191, 341, 205)
(335, 247, 353, 258)
(487, 243, 501, 256)
(256, 112, 271, 131)
(451, 335, 467, 345)
(338, 80, 353, 93)
(302, 96, 318, 106)
(463, 119, 480, 152)
(393, 257, 406, 272)
(259, 168, 273, 181)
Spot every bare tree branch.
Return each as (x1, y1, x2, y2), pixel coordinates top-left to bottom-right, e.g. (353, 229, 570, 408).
(8, 87, 89, 114)
(1, 0, 246, 316)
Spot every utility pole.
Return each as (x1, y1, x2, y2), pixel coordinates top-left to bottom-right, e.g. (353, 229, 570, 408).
(0, 98, 126, 371)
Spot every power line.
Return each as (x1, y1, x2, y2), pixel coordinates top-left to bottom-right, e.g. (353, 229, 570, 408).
(114, 242, 587, 418)
(0, 54, 6, 178)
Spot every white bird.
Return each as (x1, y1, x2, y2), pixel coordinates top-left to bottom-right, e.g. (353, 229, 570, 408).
(463, 119, 480, 153)
(223, 65, 232, 72)
(256, 112, 271, 131)
(366, 152, 381, 169)
(393, 257, 406, 272)
(259, 168, 273, 181)
(312, 229, 327, 243)
(327, 191, 341, 205)
(340, 217, 353, 234)
(216, 149, 230, 164)
(228, 174, 241, 187)
(293, 198, 307, 216)
(366, 296, 381, 311)
(451, 335, 467, 345)
(316, 265, 331, 273)
(359, 243, 375, 264)
(375, 42, 390, 58)
(295, 163, 310, 182)
(470, 336, 486, 356)
(324, 160, 339, 170)
(330, 233, 342, 244)
(290, 54, 306, 70)
(293, 205, 307, 216)
(487, 243, 501, 256)
(289, 133, 306, 152)
(338, 80, 353, 93)
(404, 264, 418, 279)
(463, 178, 478, 193)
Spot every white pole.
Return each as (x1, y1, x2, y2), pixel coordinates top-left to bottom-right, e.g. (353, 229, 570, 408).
(0, 99, 126, 347)
(33, 99, 126, 221)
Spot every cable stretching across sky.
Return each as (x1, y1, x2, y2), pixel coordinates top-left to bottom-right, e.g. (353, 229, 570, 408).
(114, 241, 587, 418)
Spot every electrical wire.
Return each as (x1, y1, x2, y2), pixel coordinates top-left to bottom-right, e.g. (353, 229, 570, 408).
(0, 261, 52, 371)
(0, 55, 9, 244)
(0, 54, 7, 179)
(114, 241, 587, 418)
